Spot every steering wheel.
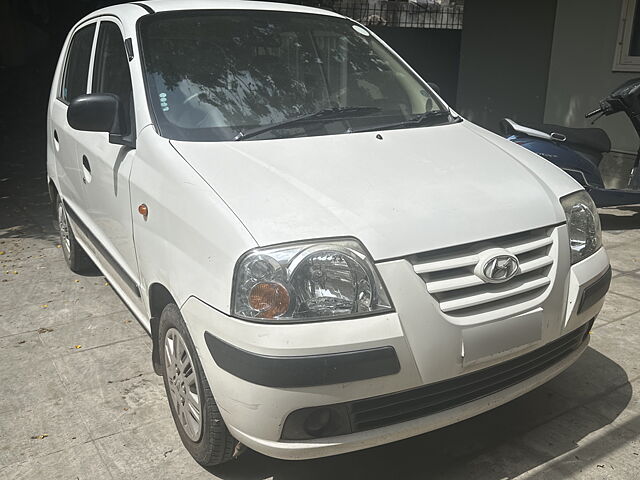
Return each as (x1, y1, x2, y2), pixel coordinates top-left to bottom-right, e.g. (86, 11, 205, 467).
(175, 93, 227, 129)
(182, 92, 202, 105)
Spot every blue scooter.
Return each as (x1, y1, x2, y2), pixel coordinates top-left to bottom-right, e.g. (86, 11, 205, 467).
(500, 78, 640, 207)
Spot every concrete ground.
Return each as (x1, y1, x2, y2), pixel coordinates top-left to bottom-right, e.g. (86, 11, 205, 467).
(2, 165, 640, 480)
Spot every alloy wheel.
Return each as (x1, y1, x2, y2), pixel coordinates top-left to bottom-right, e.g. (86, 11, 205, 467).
(164, 328, 203, 441)
(57, 202, 71, 257)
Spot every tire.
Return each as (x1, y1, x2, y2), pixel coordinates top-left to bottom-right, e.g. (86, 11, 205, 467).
(56, 195, 93, 273)
(159, 303, 240, 466)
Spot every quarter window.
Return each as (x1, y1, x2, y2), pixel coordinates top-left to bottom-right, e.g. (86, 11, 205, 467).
(93, 22, 134, 134)
(61, 24, 96, 103)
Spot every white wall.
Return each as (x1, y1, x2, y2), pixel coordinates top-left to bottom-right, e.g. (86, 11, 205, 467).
(544, 0, 639, 154)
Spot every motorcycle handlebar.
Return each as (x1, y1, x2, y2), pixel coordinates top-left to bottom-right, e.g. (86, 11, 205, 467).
(585, 107, 603, 118)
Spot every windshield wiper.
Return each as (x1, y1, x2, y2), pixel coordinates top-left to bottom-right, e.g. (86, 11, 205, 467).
(349, 110, 457, 134)
(234, 106, 382, 141)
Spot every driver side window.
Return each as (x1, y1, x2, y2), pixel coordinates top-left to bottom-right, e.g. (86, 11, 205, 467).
(92, 21, 134, 135)
(61, 24, 96, 103)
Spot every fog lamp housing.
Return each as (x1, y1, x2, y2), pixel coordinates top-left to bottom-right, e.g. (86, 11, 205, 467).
(281, 405, 352, 440)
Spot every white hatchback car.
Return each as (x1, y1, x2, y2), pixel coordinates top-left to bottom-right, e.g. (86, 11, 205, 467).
(48, 0, 611, 466)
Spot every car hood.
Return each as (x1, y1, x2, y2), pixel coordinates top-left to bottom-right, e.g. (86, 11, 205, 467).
(171, 121, 578, 260)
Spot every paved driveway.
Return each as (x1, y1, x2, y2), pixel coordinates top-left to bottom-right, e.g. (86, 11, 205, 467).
(1, 161, 640, 479)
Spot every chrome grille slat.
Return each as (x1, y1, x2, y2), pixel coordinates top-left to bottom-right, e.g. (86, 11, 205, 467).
(412, 231, 552, 275)
(519, 255, 553, 273)
(426, 255, 553, 294)
(413, 254, 479, 275)
(439, 276, 551, 313)
(506, 236, 553, 255)
(410, 227, 556, 317)
(427, 273, 484, 293)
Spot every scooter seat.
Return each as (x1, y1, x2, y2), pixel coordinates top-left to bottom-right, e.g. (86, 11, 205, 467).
(535, 124, 611, 154)
(500, 118, 612, 154)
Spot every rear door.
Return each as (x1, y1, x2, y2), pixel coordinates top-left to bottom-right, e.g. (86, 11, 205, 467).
(50, 22, 97, 212)
(72, 19, 143, 308)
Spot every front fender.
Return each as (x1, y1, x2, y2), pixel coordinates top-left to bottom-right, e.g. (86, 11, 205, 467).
(129, 126, 257, 318)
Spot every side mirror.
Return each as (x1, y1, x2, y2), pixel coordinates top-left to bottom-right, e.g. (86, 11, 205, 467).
(428, 82, 442, 96)
(68, 93, 119, 132)
(67, 94, 134, 148)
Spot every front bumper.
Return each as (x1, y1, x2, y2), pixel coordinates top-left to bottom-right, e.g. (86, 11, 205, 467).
(233, 335, 588, 460)
(183, 240, 610, 460)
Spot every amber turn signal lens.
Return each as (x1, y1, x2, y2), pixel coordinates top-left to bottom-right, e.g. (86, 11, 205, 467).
(138, 204, 148, 219)
(249, 282, 290, 319)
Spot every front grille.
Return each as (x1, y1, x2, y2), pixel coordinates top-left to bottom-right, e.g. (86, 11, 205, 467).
(349, 322, 590, 433)
(410, 226, 557, 317)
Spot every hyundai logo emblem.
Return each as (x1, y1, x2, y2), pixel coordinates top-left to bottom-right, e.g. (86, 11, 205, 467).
(474, 248, 520, 283)
(481, 254, 519, 283)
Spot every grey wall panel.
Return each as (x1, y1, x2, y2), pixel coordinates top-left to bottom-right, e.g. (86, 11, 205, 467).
(456, 0, 558, 132)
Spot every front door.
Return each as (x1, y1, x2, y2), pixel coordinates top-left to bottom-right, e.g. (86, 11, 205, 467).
(50, 22, 96, 214)
(73, 19, 143, 311)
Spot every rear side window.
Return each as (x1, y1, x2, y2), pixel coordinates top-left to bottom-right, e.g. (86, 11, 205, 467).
(62, 24, 96, 103)
(92, 22, 134, 134)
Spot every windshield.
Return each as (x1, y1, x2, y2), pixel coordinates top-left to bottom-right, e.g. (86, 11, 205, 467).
(139, 10, 450, 142)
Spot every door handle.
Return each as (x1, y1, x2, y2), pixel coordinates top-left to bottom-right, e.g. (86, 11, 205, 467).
(53, 130, 60, 152)
(81, 155, 92, 184)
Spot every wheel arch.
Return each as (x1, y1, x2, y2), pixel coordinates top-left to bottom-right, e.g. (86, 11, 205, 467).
(48, 178, 60, 218)
(149, 282, 177, 375)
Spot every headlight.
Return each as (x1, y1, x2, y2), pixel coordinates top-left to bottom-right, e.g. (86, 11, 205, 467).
(561, 190, 602, 264)
(232, 239, 393, 322)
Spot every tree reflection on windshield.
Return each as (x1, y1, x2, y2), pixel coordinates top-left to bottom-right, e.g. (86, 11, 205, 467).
(140, 11, 445, 141)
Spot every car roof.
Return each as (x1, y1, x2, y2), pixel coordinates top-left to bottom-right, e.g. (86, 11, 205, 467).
(130, 0, 342, 17)
(73, 1, 346, 38)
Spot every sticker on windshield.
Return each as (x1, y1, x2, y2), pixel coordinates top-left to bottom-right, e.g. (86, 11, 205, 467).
(352, 25, 370, 36)
(159, 93, 169, 111)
